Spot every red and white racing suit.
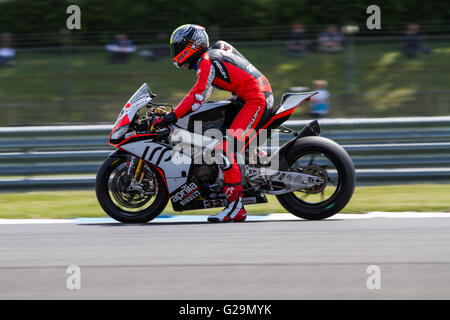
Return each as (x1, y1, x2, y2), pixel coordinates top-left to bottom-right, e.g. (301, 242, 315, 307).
(173, 41, 273, 187)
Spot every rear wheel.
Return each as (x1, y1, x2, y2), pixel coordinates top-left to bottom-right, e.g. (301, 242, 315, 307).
(95, 156, 169, 223)
(276, 136, 355, 220)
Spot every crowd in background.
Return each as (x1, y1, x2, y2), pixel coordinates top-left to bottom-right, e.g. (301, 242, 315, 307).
(1, 23, 433, 67)
(0, 23, 435, 118)
(285, 23, 432, 59)
(283, 23, 434, 116)
(286, 24, 344, 57)
(0, 33, 16, 66)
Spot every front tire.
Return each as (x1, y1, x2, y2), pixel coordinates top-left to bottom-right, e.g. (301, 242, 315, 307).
(95, 156, 169, 223)
(276, 136, 355, 220)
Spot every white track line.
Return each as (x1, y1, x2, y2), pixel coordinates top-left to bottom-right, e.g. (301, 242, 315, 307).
(1, 212, 450, 224)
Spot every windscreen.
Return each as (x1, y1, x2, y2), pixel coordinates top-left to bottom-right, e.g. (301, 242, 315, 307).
(109, 83, 153, 145)
(129, 83, 152, 105)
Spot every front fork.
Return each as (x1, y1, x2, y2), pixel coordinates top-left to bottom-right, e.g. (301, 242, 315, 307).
(127, 156, 145, 183)
(128, 157, 157, 197)
(133, 158, 146, 183)
(128, 116, 157, 183)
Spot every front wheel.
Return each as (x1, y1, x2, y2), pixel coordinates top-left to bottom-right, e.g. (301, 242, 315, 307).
(276, 136, 355, 220)
(95, 156, 169, 223)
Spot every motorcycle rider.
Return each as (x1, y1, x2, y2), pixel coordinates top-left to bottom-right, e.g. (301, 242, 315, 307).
(156, 24, 273, 222)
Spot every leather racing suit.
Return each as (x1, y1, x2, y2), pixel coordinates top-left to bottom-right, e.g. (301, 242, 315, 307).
(172, 40, 274, 187)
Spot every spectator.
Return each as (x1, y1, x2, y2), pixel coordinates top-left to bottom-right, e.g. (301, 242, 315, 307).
(105, 34, 137, 64)
(403, 24, 432, 59)
(318, 25, 343, 53)
(285, 24, 309, 57)
(139, 33, 170, 61)
(309, 80, 330, 117)
(0, 33, 16, 67)
(154, 32, 170, 57)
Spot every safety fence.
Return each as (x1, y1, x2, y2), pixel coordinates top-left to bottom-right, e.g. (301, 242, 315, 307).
(0, 116, 450, 191)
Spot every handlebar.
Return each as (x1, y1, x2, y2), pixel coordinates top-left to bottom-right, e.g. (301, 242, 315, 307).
(154, 127, 170, 141)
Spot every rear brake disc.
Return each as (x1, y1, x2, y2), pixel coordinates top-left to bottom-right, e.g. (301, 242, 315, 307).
(300, 164, 328, 194)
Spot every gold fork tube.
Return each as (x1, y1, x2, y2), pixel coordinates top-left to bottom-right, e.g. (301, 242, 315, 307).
(138, 171, 145, 183)
(134, 159, 144, 180)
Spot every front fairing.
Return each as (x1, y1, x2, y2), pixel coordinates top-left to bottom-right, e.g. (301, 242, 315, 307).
(109, 83, 154, 145)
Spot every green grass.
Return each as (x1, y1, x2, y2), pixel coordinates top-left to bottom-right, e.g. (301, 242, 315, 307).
(0, 184, 449, 219)
(1, 40, 450, 125)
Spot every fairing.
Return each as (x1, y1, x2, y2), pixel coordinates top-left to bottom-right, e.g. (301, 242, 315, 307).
(109, 83, 154, 145)
(106, 86, 318, 211)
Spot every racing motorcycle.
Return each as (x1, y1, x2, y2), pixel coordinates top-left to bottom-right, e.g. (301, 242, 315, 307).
(95, 83, 355, 223)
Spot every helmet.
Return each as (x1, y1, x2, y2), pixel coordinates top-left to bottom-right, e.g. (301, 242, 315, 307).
(170, 24, 209, 69)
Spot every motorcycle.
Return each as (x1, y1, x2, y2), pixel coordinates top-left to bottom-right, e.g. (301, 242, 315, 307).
(95, 83, 355, 223)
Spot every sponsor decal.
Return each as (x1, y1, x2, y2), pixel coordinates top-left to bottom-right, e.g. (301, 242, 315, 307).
(142, 146, 170, 165)
(171, 182, 200, 205)
(177, 50, 190, 62)
(217, 41, 233, 52)
(179, 190, 201, 206)
(241, 106, 261, 138)
(266, 95, 274, 108)
(221, 43, 232, 51)
(204, 197, 257, 208)
(191, 103, 201, 112)
(212, 60, 230, 83)
(213, 61, 226, 77)
(194, 93, 204, 102)
(203, 199, 225, 208)
(242, 197, 257, 205)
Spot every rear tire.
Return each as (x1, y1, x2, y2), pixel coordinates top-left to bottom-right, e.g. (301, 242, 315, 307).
(276, 136, 355, 220)
(95, 156, 169, 223)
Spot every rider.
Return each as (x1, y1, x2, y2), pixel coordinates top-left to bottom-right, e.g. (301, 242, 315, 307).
(156, 24, 273, 222)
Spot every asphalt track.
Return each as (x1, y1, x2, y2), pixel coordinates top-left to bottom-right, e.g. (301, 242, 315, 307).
(1, 213, 450, 299)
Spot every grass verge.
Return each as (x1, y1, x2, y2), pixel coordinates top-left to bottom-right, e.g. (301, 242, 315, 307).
(0, 184, 449, 219)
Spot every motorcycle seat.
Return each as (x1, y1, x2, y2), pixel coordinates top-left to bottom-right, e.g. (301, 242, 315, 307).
(272, 91, 318, 116)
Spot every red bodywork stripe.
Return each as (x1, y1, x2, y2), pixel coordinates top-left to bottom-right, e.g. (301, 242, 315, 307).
(239, 108, 296, 153)
(109, 133, 157, 148)
(148, 163, 169, 193)
(109, 116, 131, 142)
(113, 116, 131, 130)
(180, 186, 200, 199)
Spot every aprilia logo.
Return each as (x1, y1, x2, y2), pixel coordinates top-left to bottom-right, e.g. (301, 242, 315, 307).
(171, 182, 200, 203)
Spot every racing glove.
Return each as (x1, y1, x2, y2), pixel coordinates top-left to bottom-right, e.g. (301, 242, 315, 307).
(153, 111, 177, 129)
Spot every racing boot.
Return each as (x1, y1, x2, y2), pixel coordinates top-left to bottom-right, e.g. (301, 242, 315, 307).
(208, 185, 247, 222)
